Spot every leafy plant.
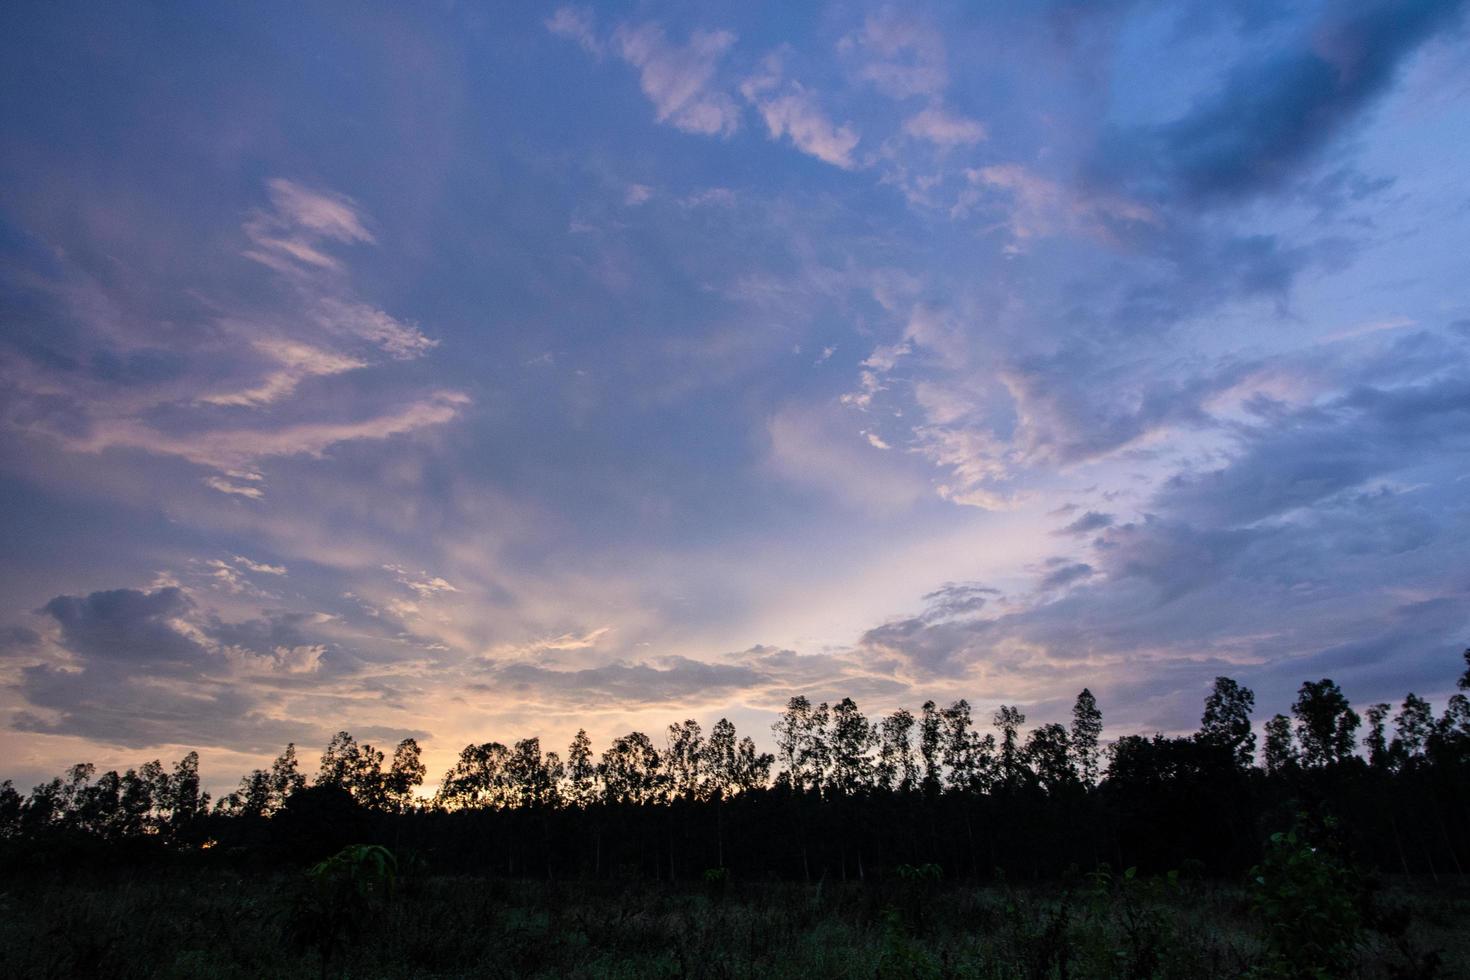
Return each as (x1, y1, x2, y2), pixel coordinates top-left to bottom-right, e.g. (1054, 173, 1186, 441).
(1248, 822, 1363, 979)
(289, 844, 399, 979)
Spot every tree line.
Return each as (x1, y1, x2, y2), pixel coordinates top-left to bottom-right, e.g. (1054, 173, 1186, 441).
(3, 650, 1467, 881)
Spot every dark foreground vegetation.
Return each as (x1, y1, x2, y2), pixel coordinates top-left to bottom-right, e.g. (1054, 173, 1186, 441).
(2, 651, 1468, 977)
(2, 861, 1467, 978)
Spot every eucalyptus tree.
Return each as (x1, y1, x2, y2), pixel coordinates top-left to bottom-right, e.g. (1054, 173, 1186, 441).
(1364, 704, 1392, 768)
(732, 736, 773, 792)
(941, 699, 993, 792)
(1025, 723, 1074, 793)
(993, 705, 1027, 787)
(318, 732, 386, 804)
(918, 700, 944, 794)
(600, 732, 663, 805)
(1440, 695, 1470, 745)
(1070, 689, 1103, 785)
(1199, 677, 1256, 769)
(800, 701, 832, 793)
(772, 696, 812, 790)
(437, 741, 512, 809)
(664, 720, 707, 802)
(161, 752, 208, 831)
(876, 708, 918, 792)
(508, 737, 558, 808)
(0, 781, 20, 838)
(1292, 679, 1360, 767)
(825, 698, 876, 795)
(564, 729, 599, 807)
(1392, 694, 1433, 762)
(1263, 714, 1298, 774)
(385, 738, 427, 811)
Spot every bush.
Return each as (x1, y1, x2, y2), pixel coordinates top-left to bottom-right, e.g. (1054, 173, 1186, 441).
(1248, 824, 1362, 978)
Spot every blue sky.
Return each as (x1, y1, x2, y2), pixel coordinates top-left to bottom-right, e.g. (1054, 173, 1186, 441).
(2, 0, 1469, 791)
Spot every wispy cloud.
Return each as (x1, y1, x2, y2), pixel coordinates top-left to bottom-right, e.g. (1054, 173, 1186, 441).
(612, 23, 741, 137)
(903, 106, 987, 147)
(742, 54, 860, 168)
(545, 6, 602, 59)
(243, 179, 375, 274)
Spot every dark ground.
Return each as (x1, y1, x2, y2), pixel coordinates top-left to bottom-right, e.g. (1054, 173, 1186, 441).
(2, 865, 1466, 979)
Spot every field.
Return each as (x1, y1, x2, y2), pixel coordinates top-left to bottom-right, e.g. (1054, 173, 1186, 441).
(3, 864, 1466, 979)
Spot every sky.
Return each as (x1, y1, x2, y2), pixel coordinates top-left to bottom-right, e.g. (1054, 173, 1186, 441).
(2, 0, 1469, 795)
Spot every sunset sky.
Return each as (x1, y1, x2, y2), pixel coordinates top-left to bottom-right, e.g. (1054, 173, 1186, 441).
(2, 0, 1469, 794)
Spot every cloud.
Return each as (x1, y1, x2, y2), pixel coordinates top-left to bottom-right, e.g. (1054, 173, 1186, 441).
(741, 55, 860, 169)
(198, 340, 367, 407)
(767, 402, 928, 511)
(955, 164, 1156, 242)
(1158, 373, 1470, 528)
(243, 179, 374, 274)
(384, 564, 460, 599)
(752, 90, 861, 169)
(613, 23, 741, 137)
(39, 587, 204, 672)
(4, 586, 386, 750)
(1037, 561, 1094, 592)
(546, 6, 602, 58)
(997, 346, 1246, 466)
(1098, 0, 1469, 202)
(841, 13, 948, 99)
(840, 337, 1470, 721)
(233, 556, 287, 576)
(13, 669, 323, 753)
(315, 299, 438, 361)
(1055, 511, 1114, 536)
(79, 390, 471, 474)
(483, 655, 766, 708)
(903, 106, 987, 146)
(204, 476, 264, 499)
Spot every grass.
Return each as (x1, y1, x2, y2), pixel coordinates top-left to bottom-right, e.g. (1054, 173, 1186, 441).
(1, 865, 1465, 978)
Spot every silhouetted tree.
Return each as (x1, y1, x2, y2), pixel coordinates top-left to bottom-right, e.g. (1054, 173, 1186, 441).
(706, 718, 737, 799)
(1392, 694, 1433, 763)
(772, 696, 812, 791)
(1199, 676, 1256, 769)
(437, 741, 511, 808)
(1364, 704, 1392, 769)
(318, 732, 385, 804)
(1292, 680, 1359, 768)
(732, 736, 772, 792)
(1070, 689, 1103, 785)
(877, 708, 918, 792)
(919, 701, 944, 795)
(165, 752, 207, 831)
(1263, 714, 1297, 775)
(943, 700, 993, 792)
(12, 645, 1470, 886)
(601, 732, 663, 804)
(506, 738, 557, 807)
(826, 698, 875, 795)
(801, 701, 832, 794)
(564, 729, 598, 807)
(1439, 694, 1470, 747)
(664, 721, 707, 801)
(0, 780, 21, 838)
(1025, 723, 1074, 793)
(221, 742, 308, 817)
(993, 705, 1026, 787)
(385, 738, 426, 810)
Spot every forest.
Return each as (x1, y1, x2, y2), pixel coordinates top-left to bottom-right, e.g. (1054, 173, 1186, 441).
(2, 651, 1468, 978)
